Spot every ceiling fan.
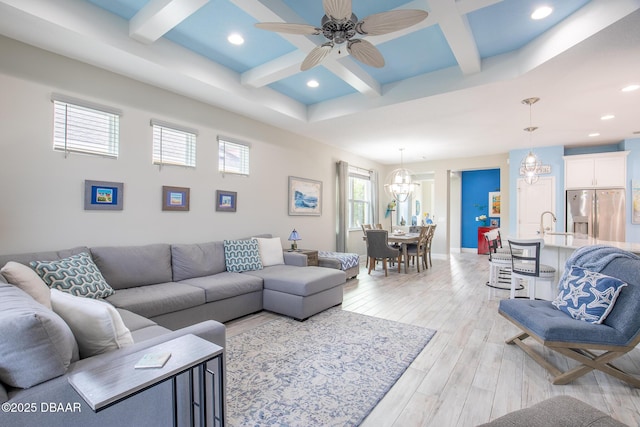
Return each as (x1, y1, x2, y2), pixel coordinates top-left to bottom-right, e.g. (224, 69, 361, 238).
(255, 0, 429, 71)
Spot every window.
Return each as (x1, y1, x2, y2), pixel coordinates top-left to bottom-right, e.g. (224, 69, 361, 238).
(52, 94, 121, 158)
(348, 167, 372, 229)
(152, 120, 197, 168)
(218, 137, 250, 176)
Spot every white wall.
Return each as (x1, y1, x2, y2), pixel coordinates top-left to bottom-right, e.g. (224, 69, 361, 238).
(0, 37, 381, 255)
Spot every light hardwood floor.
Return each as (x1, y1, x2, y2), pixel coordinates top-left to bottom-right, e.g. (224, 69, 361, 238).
(226, 253, 640, 426)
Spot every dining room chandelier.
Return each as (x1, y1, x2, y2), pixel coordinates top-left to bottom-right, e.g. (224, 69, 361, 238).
(384, 148, 417, 203)
(521, 97, 542, 185)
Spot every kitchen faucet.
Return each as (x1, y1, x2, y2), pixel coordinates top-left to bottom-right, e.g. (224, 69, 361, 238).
(540, 211, 557, 235)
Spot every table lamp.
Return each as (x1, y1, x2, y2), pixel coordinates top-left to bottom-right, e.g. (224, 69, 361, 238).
(288, 229, 301, 251)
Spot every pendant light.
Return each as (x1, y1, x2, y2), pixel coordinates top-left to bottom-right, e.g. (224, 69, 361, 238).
(521, 97, 541, 185)
(384, 148, 417, 203)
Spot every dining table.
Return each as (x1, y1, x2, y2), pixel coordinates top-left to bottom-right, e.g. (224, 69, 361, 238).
(387, 232, 420, 273)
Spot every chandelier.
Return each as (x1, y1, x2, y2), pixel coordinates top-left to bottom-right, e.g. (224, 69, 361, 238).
(521, 97, 541, 185)
(384, 148, 417, 203)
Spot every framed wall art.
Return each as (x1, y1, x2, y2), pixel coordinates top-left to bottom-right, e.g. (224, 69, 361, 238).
(162, 186, 190, 211)
(288, 176, 322, 216)
(488, 191, 501, 217)
(633, 180, 640, 224)
(84, 180, 123, 211)
(215, 190, 237, 212)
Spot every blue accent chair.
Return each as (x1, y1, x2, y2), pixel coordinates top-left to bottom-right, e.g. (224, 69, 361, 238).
(498, 250, 640, 387)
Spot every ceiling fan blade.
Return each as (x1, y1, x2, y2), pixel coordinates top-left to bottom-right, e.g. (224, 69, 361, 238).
(347, 39, 384, 68)
(301, 44, 334, 71)
(357, 10, 429, 36)
(254, 22, 320, 35)
(323, 0, 352, 21)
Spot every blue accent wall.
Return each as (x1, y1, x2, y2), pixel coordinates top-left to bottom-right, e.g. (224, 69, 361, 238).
(461, 169, 500, 248)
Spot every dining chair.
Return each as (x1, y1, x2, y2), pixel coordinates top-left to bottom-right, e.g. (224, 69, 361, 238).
(507, 238, 557, 300)
(374, 223, 383, 230)
(425, 224, 437, 267)
(365, 230, 401, 277)
(406, 226, 429, 272)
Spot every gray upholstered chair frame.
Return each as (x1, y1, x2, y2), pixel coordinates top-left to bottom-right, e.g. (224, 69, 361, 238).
(365, 230, 400, 277)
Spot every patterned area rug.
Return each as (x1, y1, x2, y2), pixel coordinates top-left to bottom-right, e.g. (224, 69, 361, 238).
(226, 308, 436, 426)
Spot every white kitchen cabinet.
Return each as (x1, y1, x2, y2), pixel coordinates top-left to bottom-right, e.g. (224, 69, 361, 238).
(564, 152, 628, 189)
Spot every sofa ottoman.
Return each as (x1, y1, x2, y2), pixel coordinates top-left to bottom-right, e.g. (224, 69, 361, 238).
(478, 396, 627, 427)
(244, 265, 346, 320)
(317, 251, 360, 279)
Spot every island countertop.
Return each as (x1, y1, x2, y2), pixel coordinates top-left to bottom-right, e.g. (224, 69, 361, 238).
(538, 234, 640, 254)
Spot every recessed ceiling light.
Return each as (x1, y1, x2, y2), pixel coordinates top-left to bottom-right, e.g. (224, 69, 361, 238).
(307, 80, 319, 88)
(622, 84, 640, 92)
(600, 114, 615, 120)
(531, 6, 553, 20)
(227, 33, 244, 45)
(588, 132, 600, 137)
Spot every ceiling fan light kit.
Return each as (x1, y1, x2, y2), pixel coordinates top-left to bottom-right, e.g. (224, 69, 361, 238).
(255, 0, 428, 71)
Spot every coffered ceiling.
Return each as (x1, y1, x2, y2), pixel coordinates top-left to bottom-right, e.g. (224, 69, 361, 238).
(0, 0, 639, 164)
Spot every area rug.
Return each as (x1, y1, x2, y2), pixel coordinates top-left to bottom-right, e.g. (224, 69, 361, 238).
(226, 308, 436, 426)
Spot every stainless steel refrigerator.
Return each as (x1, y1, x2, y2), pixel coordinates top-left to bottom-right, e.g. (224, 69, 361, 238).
(566, 189, 625, 242)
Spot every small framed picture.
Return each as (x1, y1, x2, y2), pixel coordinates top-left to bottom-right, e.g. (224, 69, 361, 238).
(490, 219, 499, 227)
(215, 190, 237, 212)
(84, 180, 123, 210)
(488, 191, 501, 218)
(162, 186, 190, 211)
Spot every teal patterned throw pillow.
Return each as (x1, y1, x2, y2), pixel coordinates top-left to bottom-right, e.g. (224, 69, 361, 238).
(223, 239, 263, 273)
(30, 252, 115, 299)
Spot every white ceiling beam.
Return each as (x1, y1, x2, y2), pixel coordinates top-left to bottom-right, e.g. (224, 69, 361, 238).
(456, 0, 503, 15)
(129, 0, 209, 44)
(241, 50, 306, 87)
(428, 0, 481, 74)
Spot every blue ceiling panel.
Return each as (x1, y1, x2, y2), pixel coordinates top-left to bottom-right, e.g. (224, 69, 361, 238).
(86, 0, 148, 19)
(281, 0, 419, 25)
(468, 0, 591, 58)
(164, 1, 296, 72)
(363, 25, 456, 85)
(268, 67, 358, 105)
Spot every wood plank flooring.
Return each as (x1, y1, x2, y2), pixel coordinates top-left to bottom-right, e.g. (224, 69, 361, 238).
(225, 253, 640, 426)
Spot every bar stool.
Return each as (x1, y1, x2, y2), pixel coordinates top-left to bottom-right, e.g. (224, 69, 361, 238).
(484, 230, 514, 297)
(507, 238, 556, 300)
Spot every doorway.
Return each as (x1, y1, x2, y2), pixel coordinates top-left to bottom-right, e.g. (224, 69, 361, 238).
(516, 176, 556, 236)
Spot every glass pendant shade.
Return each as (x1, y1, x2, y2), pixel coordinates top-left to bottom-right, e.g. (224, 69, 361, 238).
(384, 168, 416, 203)
(521, 150, 541, 173)
(523, 169, 539, 185)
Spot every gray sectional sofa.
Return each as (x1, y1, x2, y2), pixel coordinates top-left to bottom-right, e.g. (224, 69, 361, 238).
(0, 234, 346, 427)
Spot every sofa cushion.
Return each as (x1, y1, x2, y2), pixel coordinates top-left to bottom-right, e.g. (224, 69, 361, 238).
(552, 265, 627, 324)
(0, 246, 90, 272)
(171, 241, 226, 281)
(245, 265, 345, 297)
(254, 237, 285, 267)
(90, 244, 173, 290)
(223, 239, 263, 273)
(105, 282, 205, 319)
(1, 261, 52, 308)
(180, 271, 264, 302)
(0, 283, 78, 389)
(116, 308, 158, 332)
(50, 289, 134, 358)
(30, 252, 115, 298)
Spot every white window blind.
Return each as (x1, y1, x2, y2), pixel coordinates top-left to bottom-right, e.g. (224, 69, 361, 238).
(52, 94, 121, 158)
(218, 137, 250, 176)
(348, 166, 372, 229)
(152, 120, 197, 168)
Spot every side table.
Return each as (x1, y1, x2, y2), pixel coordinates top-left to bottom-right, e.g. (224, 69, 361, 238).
(297, 249, 319, 266)
(68, 334, 224, 427)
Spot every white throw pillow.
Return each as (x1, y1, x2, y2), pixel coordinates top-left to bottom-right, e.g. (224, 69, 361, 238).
(50, 289, 134, 358)
(254, 237, 285, 267)
(1, 261, 52, 309)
